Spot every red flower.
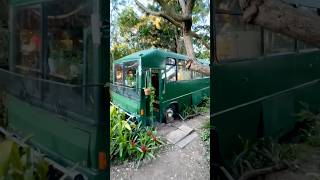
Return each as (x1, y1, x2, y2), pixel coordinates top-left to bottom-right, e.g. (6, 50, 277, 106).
(141, 145, 148, 153)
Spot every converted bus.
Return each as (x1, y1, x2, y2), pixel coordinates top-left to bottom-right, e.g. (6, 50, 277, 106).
(111, 49, 210, 125)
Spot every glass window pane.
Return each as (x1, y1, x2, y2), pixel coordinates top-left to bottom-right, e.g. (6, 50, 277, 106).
(47, 0, 92, 84)
(216, 14, 261, 61)
(0, 0, 8, 68)
(166, 58, 176, 82)
(15, 5, 41, 74)
(0, 29, 8, 67)
(192, 71, 203, 79)
(298, 41, 318, 50)
(216, 0, 240, 11)
(264, 30, 295, 54)
(177, 60, 191, 81)
(124, 61, 138, 88)
(114, 64, 123, 84)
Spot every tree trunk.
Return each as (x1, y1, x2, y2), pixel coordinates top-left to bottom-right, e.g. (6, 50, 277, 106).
(183, 31, 195, 59)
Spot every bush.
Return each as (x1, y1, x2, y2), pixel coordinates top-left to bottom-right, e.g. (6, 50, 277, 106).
(0, 138, 49, 179)
(110, 105, 164, 165)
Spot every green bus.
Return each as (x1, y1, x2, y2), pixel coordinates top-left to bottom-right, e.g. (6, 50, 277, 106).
(111, 49, 210, 125)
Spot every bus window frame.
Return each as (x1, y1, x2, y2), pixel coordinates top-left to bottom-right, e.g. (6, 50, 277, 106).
(165, 57, 177, 82)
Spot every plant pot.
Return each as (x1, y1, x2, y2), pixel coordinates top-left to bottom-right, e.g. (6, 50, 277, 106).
(144, 88, 151, 96)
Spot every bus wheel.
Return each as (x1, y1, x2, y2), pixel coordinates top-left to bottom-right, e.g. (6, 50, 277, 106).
(165, 104, 178, 123)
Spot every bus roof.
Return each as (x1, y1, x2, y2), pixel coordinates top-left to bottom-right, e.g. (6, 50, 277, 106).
(113, 48, 189, 64)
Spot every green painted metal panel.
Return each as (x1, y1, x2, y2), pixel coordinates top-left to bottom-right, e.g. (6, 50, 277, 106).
(214, 104, 262, 159)
(111, 91, 141, 116)
(263, 93, 296, 138)
(212, 50, 320, 161)
(8, 95, 91, 164)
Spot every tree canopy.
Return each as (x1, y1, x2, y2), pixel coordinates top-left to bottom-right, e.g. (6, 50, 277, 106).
(111, 0, 210, 61)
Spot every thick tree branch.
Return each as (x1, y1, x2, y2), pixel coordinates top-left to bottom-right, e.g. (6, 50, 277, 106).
(238, 163, 288, 180)
(191, 32, 210, 49)
(154, 0, 192, 21)
(135, 0, 183, 27)
(240, 0, 320, 48)
(135, 0, 209, 50)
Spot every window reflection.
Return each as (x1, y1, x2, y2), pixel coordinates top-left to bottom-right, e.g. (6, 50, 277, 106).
(166, 58, 176, 82)
(177, 60, 192, 81)
(216, 14, 261, 61)
(114, 64, 123, 84)
(264, 30, 295, 54)
(124, 61, 138, 88)
(47, 0, 91, 83)
(16, 6, 41, 74)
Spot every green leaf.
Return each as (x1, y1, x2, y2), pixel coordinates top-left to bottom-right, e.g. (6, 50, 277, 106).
(23, 168, 34, 180)
(0, 139, 14, 177)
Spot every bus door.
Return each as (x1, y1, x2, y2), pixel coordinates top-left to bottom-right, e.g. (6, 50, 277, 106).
(145, 68, 162, 123)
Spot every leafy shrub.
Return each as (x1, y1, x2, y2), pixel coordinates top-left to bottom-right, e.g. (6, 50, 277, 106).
(181, 97, 210, 120)
(110, 105, 164, 165)
(0, 138, 48, 179)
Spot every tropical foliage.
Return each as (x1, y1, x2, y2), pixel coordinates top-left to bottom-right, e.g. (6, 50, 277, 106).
(110, 105, 164, 166)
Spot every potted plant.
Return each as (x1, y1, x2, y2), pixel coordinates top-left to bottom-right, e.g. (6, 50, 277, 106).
(144, 88, 151, 96)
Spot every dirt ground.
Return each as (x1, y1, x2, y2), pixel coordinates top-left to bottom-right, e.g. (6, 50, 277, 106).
(265, 147, 320, 180)
(111, 113, 210, 180)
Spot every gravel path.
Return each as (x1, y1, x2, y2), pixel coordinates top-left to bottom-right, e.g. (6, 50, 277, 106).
(111, 113, 210, 180)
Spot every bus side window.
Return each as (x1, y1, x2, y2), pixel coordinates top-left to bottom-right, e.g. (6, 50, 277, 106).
(114, 64, 123, 84)
(177, 60, 192, 81)
(192, 71, 202, 80)
(216, 14, 261, 61)
(264, 30, 295, 54)
(166, 57, 176, 82)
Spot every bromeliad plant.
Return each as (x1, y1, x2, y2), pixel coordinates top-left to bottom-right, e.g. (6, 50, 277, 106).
(110, 105, 164, 166)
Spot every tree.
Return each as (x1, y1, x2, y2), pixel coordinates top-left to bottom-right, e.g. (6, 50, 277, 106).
(111, 6, 184, 59)
(135, 0, 210, 76)
(135, 0, 320, 76)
